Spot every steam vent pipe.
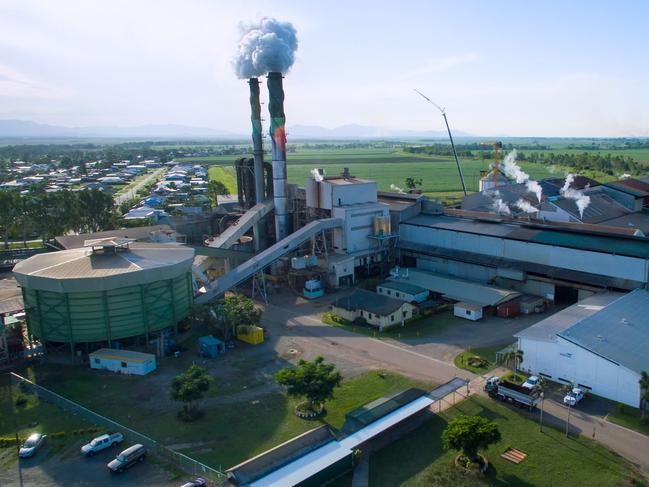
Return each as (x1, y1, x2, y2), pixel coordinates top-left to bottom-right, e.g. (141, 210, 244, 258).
(267, 71, 289, 242)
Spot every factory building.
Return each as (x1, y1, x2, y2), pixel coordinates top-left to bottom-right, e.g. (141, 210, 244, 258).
(515, 290, 649, 408)
(13, 238, 194, 353)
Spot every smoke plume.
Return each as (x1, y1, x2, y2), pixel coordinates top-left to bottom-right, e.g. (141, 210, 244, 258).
(233, 17, 298, 79)
(501, 150, 544, 203)
(561, 174, 591, 219)
(515, 199, 537, 214)
(390, 184, 406, 194)
(311, 168, 324, 182)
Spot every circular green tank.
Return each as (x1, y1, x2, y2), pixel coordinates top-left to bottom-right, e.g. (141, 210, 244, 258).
(13, 241, 195, 345)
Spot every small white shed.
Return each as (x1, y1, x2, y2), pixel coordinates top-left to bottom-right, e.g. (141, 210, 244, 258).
(89, 348, 156, 376)
(454, 302, 483, 321)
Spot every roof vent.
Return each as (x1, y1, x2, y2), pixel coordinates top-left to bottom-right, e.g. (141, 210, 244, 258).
(620, 318, 630, 325)
(84, 237, 135, 254)
(596, 334, 605, 341)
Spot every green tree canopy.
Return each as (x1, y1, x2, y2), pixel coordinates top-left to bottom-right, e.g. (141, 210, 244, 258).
(170, 364, 211, 418)
(442, 415, 501, 462)
(207, 180, 229, 207)
(275, 356, 342, 409)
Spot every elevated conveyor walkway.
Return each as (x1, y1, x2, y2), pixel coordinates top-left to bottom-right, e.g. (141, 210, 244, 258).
(208, 199, 274, 249)
(196, 218, 342, 304)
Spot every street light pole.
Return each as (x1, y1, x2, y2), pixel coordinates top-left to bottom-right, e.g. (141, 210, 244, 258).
(539, 391, 545, 432)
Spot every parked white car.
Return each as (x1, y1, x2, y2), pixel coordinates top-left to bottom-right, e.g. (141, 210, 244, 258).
(563, 387, 586, 407)
(81, 432, 124, 456)
(522, 375, 540, 390)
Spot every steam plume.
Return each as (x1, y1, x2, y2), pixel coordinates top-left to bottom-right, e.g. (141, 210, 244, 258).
(515, 199, 537, 214)
(390, 184, 406, 194)
(233, 17, 298, 79)
(501, 149, 544, 202)
(561, 174, 591, 219)
(491, 198, 511, 216)
(311, 168, 324, 182)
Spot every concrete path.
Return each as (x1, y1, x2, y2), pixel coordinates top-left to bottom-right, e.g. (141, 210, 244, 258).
(114, 167, 166, 205)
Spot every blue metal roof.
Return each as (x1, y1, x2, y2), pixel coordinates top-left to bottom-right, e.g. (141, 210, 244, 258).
(558, 289, 649, 375)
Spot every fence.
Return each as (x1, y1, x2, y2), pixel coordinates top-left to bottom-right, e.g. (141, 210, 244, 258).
(9, 372, 227, 484)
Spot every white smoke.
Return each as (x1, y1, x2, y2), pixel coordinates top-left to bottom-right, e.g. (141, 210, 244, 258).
(311, 168, 324, 182)
(233, 17, 298, 79)
(620, 173, 631, 179)
(500, 149, 544, 203)
(515, 199, 537, 214)
(525, 180, 543, 203)
(560, 173, 591, 219)
(390, 184, 406, 194)
(491, 198, 511, 216)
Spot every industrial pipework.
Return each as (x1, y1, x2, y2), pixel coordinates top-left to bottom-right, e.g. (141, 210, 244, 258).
(267, 71, 290, 242)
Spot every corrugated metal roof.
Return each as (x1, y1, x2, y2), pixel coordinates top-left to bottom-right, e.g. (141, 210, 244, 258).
(333, 289, 407, 316)
(558, 289, 649, 374)
(89, 348, 155, 364)
(389, 268, 519, 307)
(550, 191, 630, 224)
(377, 281, 427, 296)
(514, 293, 622, 342)
(55, 225, 176, 249)
(13, 243, 194, 293)
(604, 179, 649, 198)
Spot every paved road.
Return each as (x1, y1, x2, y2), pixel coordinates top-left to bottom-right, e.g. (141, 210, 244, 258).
(114, 167, 166, 205)
(262, 292, 649, 479)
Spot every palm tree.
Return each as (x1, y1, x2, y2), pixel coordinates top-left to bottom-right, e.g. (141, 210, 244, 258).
(501, 347, 524, 381)
(640, 371, 649, 418)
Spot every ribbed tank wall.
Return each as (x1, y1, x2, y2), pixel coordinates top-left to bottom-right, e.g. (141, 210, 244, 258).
(23, 273, 192, 344)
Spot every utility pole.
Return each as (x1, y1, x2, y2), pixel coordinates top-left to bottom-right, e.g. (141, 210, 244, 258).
(565, 402, 572, 437)
(539, 391, 545, 432)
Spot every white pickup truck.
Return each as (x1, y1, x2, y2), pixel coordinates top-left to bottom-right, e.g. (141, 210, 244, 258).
(81, 433, 124, 456)
(563, 387, 586, 407)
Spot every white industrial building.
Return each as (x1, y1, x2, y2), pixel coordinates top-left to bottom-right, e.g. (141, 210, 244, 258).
(376, 281, 429, 303)
(515, 290, 649, 408)
(89, 348, 157, 376)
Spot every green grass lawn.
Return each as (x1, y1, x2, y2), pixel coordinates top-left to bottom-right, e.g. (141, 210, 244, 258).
(607, 405, 649, 437)
(369, 396, 645, 487)
(322, 309, 464, 339)
(26, 363, 431, 470)
(453, 343, 511, 375)
(0, 377, 97, 469)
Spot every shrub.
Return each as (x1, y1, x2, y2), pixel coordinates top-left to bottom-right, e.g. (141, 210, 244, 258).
(617, 403, 626, 414)
(14, 395, 28, 407)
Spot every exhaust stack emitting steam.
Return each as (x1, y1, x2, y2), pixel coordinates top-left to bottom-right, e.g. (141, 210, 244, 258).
(491, 198, 511, 216)
(234, 17, 298, 244)
(233, 17, 298, 79)
(390, 184, 406, 194)
(501, 150, 543, 203)
(561, 174, 591, 219)
(515, 199, 537, 214)
(311, 168, 324, 182)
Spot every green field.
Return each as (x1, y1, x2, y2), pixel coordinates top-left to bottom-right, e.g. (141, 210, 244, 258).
(27, 364, 432, 470)
(369, 396, 644, 487)
(204, 148, 566, 203)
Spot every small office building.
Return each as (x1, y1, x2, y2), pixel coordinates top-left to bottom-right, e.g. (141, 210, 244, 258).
(376, 281, 429, 303)
(89, 348, 157, 376)
(331, 289, 416, 331)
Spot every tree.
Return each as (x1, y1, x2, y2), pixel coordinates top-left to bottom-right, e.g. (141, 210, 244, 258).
(0, 191, 20, 249)
(207, 180, 229, 208)
(405, 177, 423, 190)
(77, 189, 116, 232)
(170, 364, 211, 420)
(275, 356, 342, 411)
(640, 371, 649, 418)
(442, 415, 501, 463)
(210, 294, 261, 340)
(500, 347, 524, 380)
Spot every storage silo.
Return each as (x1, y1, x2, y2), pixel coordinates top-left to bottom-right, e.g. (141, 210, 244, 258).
(13, 238, 194, 351)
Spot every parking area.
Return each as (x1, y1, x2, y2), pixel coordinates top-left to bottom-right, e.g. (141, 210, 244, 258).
(0, 442, 180, 487)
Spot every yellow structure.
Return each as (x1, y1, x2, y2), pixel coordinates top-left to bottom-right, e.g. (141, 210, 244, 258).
(237, 325, 264, 345)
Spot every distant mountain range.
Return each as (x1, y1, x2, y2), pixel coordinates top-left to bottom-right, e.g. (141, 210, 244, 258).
(0, 119, 470, 140)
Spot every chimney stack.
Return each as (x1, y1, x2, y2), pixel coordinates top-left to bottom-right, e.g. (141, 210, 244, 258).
(248, 78, 266, 251)
(267, 72, 289, 242)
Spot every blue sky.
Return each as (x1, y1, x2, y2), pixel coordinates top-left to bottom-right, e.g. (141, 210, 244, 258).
(1, 0, 647, 136)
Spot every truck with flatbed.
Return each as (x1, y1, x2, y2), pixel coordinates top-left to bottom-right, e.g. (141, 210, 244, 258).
(80, 432, 124, 456)
(484, 376, 540, 410)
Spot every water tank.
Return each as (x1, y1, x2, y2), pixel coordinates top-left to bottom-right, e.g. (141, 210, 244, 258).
(13, 241, 195, 346)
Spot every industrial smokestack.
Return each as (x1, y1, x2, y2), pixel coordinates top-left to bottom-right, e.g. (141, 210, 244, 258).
(248, 77, 266, 252)
(267, 71, 289, 241)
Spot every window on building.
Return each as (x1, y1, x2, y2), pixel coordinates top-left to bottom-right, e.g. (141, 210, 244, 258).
(403, 310, 407, 318)
(466, 309, 471, 316)
(360, 311, 364, 317)
(387, 290, 391, 295)
(94, 358, 100, 364)
(391, 315, 395, 322)
(396, 292, 400, 298)
(121, 361, 127, 368)
(368, 313, 372, 319)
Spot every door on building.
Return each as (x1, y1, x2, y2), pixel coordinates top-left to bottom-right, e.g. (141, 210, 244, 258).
(555, 285, 578, 305)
